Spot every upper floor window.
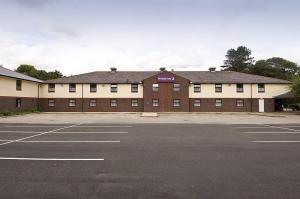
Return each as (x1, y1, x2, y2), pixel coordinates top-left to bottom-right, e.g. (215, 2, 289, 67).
(89, 99, 97, 107)
(152, 99, 159, 107)
(131, 99, 139, 107)
(152, 84, 159, 92)
(215, 83, 222, 93)
(131, 84, 138, 93)
(68, 99, 76, 107)
(173, 99, 181, 107)
(193, 84, 201, 93)
(90, 83, 97, 93)
(110, 84, 118, 93)
(69, 84, 76, 93)
(48, 84, 55, 93)
(16, 79, 22, 91)
(258, 84, 265, 93)
(236, 83, 244, 93)
(173, 84, 181, 92)
(16, 98, 21, 108)
(215, 99, 222, 107)
(48, 99, 55, 107)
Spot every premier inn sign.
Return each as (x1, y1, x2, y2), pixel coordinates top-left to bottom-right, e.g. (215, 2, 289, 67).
(157, 74, 176, 83)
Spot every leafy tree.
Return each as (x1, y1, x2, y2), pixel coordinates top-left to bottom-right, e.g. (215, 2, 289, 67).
(16, 65, 63, 80)
(159, 67, 166, 71)
(290, 76, 300, 97)
(249, 58, 299, 80)
(221, 46, 254, 72)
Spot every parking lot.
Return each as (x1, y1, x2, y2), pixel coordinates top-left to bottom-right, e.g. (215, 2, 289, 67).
(0, 122, 299, 199)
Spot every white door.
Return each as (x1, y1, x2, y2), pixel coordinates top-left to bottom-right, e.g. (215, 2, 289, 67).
(259, 99, 265, 112)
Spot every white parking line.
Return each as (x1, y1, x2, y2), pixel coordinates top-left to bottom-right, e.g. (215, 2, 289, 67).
(52, 132, 128, 134)
(234, 127, 274, 129)
(5, 126, 67, 128)
(0, 157, 104, 161)
(74, 126, 133, 128)
(253, 141, 300, 143)
(243, 132, 300, 134)
(0, 131, 42, 133)
(262, 124, 300, 132)
(17, 140, 120, 143)
(0, 124, 81, 146)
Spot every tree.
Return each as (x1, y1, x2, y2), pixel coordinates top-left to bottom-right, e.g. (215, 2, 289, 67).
(290, 76, 300, 97)
(159, 67, 166, 71)
(16, 65, 63, 80)
(249, 57, 299, 80)
(221, 46, 254, 72)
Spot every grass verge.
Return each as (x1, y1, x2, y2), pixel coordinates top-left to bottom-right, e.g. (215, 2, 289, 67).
(0, 109, 40, 117)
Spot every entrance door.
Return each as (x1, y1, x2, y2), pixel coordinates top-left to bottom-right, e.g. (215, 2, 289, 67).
(259, 98, 265, 112)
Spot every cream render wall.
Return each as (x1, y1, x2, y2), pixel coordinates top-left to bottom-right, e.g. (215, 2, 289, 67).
(40, 83, 143, 98)
(0, 76, 39, 98)
(189, 83, 290, 98)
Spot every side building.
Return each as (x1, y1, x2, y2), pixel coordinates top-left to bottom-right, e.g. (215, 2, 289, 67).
(0, 66, 42, 111)
(39, 69, 290, 112)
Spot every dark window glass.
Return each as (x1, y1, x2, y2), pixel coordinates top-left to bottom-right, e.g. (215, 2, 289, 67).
(90, 84, 97, 93)
(111, 99, 117, 107)
(48, 99, 55, 107)
(152, 99, 159, 107)
(69, 84, 76, 92)
(68, 99, 76, 107)
(110, 84, 118, 93)
(215, 84, 222, 93)
(258, 84, 265, 93)
(131, 84, 138, 93)
(131, 99, 138, 107)
(48, 84, 55, 93)
(194, 84, 201, 93)
(16, 80, 22, 91)
(236, 84, 244, 93)
(16, 98, 21, 108)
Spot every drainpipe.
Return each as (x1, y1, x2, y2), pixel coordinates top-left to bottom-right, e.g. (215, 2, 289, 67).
(81, 83, 84, 112)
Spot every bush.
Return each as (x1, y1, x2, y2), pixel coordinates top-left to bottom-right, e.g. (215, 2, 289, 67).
(288, 103, 300, 111)
(0, 109, 39, 117)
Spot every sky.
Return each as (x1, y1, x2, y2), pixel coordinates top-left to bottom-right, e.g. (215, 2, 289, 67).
(0, 0, 299, 75)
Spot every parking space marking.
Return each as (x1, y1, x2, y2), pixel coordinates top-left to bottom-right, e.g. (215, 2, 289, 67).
(74, 125, 133, 128)
(234, 127, 273, 129)
(5, 125, 67, 128)
(262, 124, 300, 132)
(0, 131, 42, 133)
(0, 124, 81, 146)
(253, 141, 300, 143)
(243, 132, 300, 134)
(0, 157, 104, 161)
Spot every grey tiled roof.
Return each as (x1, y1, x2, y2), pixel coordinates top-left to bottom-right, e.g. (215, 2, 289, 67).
(0, 66, 42, 82)
(45, 71, 290, 84)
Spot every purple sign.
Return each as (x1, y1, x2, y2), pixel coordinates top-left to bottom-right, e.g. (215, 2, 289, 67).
(157, 74, 176, 83)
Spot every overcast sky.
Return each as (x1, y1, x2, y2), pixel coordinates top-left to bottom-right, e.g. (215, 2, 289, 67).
(0, 0, 299, 75)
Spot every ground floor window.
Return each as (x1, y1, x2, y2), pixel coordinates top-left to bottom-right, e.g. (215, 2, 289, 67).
(173, 99, 181, 107)
(131, 99, 138, 107)
(215, 99, 222, 107)
(90, 99, 97, 107)
(193, 99, 201, 107)
(236, 99, 244, 107)
(48, 99, 55, 107)
(68, 99, 76, 107)
(16, 98, 21, 108)
(111, 99, 117, 107)
(152, 99, 159, 107)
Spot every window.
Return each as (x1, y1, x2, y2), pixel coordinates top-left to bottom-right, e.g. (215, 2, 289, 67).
(173, 84, 181, 92)
(48, 99, 55, 107)
(69, 84, 76, 92)
(193, 99, 201, 107)
(48, 84, 55, 93)
(131, 84, 138, 93)
(110, 84, 118, 93)
(16, 79, 22, 91)
(90, 83, 97, 93)
(194, 84, 201, 93)
(111, 99, 117, 107)
(236, 99, 244, 107)
(258, 84, 265, 93)
(173, 99, 181, 107)
(68, 99, 76, 107)
(131, 99, 138, 107)
(236, 84, 244, 93)
(215, 99, 222, 107)
(89, 99, 97, 107)
(152, 84, 159, 92)
(215, 84, 222, 93)
(16, 98, 21, 108)
(152, 99, 159, 107)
